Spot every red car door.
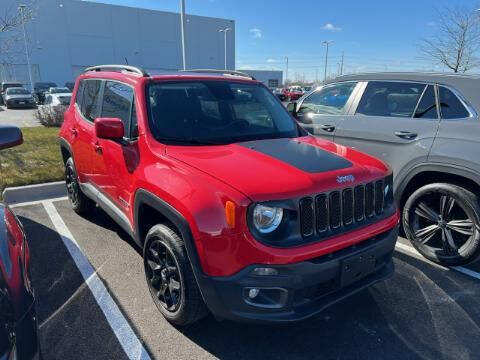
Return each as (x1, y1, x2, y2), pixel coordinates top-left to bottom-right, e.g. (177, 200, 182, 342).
(95, 80, 139, 217)
(70, 79, 101, 184)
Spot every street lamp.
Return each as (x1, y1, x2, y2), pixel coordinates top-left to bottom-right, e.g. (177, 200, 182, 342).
(180, 0, 187, 70)
(218, 27, 231, 70)
(18, 4, 34, 92)
(284, 56, 289, 84)
(322, 40, 333, 83)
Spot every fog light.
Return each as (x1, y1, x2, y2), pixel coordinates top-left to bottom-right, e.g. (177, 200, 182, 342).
(248, 288, 260, 299)
(252, 267, 278, 276)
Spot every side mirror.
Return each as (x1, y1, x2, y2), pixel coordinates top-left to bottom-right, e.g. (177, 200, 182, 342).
(286, 102, 297, 116)
(0, 125, 23, 150)
(94, 117, 124, 140)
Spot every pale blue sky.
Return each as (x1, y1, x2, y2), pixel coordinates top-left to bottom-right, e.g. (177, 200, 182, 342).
(89, 0, 479, 80)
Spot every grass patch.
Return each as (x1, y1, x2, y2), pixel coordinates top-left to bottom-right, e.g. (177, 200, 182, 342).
(0, 127, 64, 198)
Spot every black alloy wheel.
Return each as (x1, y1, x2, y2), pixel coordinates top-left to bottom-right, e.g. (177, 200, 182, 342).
(65, 162, 79, 206)
(403, 183, 480, 266)
(145, 239, 183, 313)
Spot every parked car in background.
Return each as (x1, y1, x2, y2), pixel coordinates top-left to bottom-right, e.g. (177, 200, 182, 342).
(288, 72, 480, 266)
(0, 125, 41, 360)
(47, 87, 71, 95)
(59, 65, 398, 326)
(37, 92, 72, 126)
(273, 87, 286, 101)
(0, 82, 23, 106)
(283, 86, 304, 101)
(303, 86, 313, 93)
(3, 88, 37, 109)
(64, 82, 75, 92)
(33, 82, 57, 105)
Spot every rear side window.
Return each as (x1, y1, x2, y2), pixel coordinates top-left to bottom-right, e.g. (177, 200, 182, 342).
(81, 80, 101, 121)
(298, 82, 357, 115)
(101, 81, 134, 137)
(414, 85, 438, 119)
(438, 86, 470, 119)
(75, 81, 84, 107)
(357, 81, 425, 117)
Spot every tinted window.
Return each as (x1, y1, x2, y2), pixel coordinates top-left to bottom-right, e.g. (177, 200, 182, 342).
(82, 80, 101, 121)
(102, 81, 134, 136)
(44, 95, 52, 105)
(439, 86, 470, 119)
(357, 81, 425, 117)
(299, 82, 357, 115)
(58, 96, 71, 105)
(414, 85, 438, 119)
(75, 81, 84, 107)
(147, 81, 298, 144)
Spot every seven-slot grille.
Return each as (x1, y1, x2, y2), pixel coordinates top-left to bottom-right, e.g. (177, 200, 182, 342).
(299, 179, 385, 238)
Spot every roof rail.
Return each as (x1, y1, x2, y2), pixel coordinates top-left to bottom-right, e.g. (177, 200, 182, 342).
(181, 69, 255, 80)
(84, 65, 149, 77)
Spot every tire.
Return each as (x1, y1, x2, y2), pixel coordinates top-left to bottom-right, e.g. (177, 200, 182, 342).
(65, 157, 95, 214)
(403, 183, 480, 266)
(143, 224, 208, 326)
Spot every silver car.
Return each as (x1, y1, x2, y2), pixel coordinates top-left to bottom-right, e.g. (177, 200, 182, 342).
(289, 72, 480, 266)
(3, 87, 36, 109)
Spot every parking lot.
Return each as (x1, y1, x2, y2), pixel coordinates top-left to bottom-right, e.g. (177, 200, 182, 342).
(10, 196, 480, 360)
(0, 107, 40, 127)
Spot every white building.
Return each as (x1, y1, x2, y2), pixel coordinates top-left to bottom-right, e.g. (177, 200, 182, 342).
(0, 0, 235, 88)
(237, 70, 283, 88)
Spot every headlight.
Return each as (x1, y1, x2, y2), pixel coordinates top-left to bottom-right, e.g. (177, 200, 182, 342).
(252, 204, 283, 233)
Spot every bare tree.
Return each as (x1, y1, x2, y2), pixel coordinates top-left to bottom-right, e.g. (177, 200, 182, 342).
(419, 6, 480, 73)
(0, 2, 35, 66)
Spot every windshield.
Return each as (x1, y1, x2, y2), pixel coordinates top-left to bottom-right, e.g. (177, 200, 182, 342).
(147, 81, 299, 145)
(57, 95, 71, 105)
(6, 88, 29, 95)
(50, 87, 70, 93)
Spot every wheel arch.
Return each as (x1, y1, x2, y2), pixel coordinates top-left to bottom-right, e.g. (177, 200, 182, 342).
(59, 137, 72, 165)
(133, 189, 204, 276)
(396, 164, 480, 210)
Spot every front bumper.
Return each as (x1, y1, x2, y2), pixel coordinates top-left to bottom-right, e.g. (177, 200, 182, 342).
(6, 99, 36, 108)
(197, 225, 398, 323)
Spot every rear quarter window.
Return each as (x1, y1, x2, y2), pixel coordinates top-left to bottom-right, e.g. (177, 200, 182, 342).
(438, 86, 470, 119)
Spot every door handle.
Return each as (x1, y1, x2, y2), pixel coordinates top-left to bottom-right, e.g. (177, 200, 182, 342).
(93, 141, 103, 154)
(394, 131, 417, 140)
(70, 127, 78, 137)
(320, 124, 336, 132)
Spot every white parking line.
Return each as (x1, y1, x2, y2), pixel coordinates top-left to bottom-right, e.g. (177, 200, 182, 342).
(43, 201, 151, 360)
(8, 196, 68, 208)
(395, 242, 480, 281)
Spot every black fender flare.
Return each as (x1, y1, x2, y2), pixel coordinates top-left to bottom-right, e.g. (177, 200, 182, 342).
(133, 189, 204, 276)
(395, 163, 480, 203)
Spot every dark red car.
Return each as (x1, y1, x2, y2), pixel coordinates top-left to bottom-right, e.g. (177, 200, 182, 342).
(59, 65, 399, 326)
(0, 126, 40, 360)
(283, 86, 304, 101)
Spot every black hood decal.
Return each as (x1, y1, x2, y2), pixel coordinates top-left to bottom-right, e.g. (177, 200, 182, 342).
(238, 138, 352, 173)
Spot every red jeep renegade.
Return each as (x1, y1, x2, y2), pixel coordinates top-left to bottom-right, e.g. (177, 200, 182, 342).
(59, 65, 399, 326)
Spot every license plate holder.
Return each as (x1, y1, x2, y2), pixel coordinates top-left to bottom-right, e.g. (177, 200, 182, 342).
(340, 250, 376, 287)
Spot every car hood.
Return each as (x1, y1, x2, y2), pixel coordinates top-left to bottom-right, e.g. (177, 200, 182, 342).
(166, 136, 389, 202)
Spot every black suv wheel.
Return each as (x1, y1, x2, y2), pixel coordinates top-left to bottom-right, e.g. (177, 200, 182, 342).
(143, 224, 208, 326)
(65, 158, 95, 214)
(403, 183, 480, 266)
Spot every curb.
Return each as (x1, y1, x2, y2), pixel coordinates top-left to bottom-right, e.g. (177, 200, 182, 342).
(2, 181, 66, 204)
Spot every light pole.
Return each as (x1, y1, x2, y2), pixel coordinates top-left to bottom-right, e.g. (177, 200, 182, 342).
(218, 27, 231, 70)
(180, 0, 187, 70)
(18, 4, 34, 92)
(322, 40, 333, 83)
(284, 56, 289, 85)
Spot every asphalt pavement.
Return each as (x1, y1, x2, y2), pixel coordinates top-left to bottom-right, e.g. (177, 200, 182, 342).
(12, 198, 480, 360)
(0, 107, 41, 127)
